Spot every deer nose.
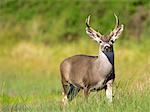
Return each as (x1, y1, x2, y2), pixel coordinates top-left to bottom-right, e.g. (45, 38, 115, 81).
(104, 45, 110, 50)
(105, 46, 109, 50)
(104, 44, 110, 51)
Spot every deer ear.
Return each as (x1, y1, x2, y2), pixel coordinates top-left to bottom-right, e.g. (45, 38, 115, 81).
(86, 27, 102, 43)
(111, 24, 124, 42)
(85, 15, 102, 43)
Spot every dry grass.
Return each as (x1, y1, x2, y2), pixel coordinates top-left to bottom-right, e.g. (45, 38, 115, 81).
(0, 39, 150, 111)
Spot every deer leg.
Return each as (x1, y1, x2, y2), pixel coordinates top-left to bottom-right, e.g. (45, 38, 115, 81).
(61, 80, 69, 105)
(62, 84, 69, 95)
(105, 82, 113, 103)
(84, 87, 90, 99)
(67, 84, 80, 101)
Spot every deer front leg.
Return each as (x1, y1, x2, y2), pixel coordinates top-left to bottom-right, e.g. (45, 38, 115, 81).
(84, 86, 90, 100)
(105, 81, 113, 103)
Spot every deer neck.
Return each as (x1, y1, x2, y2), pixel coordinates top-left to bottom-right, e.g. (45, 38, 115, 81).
(93, 47, 114, 77)
(98, 46, 114, 66)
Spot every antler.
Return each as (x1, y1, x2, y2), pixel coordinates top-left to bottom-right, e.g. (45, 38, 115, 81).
(113, 13, 119, 30)
(109, 13, 120, 37)
(85, 15, 103, 39)
(86, 15, 91, 28)
(109, 13, 124, 41)
(86, 14, 123, 42)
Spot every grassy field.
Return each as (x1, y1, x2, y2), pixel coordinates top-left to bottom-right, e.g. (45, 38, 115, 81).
(0, 38, 150, 112)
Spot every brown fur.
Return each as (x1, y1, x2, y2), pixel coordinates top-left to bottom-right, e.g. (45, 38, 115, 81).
(60, 53, 113, 99)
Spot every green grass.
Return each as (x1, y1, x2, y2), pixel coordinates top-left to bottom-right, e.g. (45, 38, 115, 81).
(0, 38, 150, 112)
(0, 1, 150, 111)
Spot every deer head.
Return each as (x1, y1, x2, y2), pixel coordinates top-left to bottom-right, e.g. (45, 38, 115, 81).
(86, 14, 124, 52)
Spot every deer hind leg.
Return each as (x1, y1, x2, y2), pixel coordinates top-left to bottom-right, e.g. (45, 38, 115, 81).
(67, 84, 80, 101)
(62, 82, 80, 105)
(61, 80, 69, 106)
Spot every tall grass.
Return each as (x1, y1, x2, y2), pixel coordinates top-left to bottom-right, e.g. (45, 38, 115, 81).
(0, 38, 150, 111)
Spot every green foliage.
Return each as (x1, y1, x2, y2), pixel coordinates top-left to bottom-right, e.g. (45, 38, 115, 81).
(0, 0, 149, 44)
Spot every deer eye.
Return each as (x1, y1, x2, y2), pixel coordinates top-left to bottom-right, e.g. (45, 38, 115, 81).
(99, 40, 102, 43)
(111, 40, 114, 43)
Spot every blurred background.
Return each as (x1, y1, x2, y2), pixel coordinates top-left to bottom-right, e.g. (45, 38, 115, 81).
(0, 0, 150, 111)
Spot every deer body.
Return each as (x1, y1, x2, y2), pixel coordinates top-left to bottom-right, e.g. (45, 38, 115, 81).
(61, 52, 113, 90)
(60, 14, 123, 105)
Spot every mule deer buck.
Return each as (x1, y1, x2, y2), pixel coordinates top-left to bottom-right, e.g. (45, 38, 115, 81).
(60, 14, 124, 105)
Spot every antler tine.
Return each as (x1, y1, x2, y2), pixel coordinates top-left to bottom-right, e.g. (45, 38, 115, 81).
(86, 15, 91, 28)
(114, 13, 119, 29)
